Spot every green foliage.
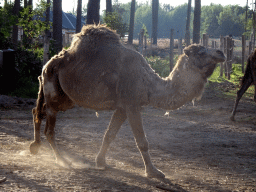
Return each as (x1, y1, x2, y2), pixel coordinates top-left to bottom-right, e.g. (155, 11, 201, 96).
(146, 56, 170, 77)
(201, 4, 223, 37)
(145, 55, 179, 77)
(103, 12, 128, 37)
(208, 64, 254, 99)
(115, 1, 251, 39)
(142, 24, 149, 37)
(134, 3, 188, 39)
(0, 3, 17, 49)
(12, 47, 43, 98)
(18, 0, 51, 47)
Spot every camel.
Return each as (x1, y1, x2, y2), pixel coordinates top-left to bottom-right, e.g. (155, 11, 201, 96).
(29, 24, 225, 178)
(230, 49, 256, 121)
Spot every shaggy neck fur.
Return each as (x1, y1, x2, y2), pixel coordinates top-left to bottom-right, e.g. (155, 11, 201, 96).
(149, 55, 206, 110)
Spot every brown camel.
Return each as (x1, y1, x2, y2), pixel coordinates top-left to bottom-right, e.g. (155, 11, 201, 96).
(230, 49, 256, 121)
(30, 25, 225, 178)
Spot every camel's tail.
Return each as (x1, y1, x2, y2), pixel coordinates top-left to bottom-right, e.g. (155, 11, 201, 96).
(33, 76, 45, 123)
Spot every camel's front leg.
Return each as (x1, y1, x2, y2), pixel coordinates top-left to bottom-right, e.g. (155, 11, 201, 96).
(96, 108, 127, 168)
(126, 106, 165, 178)
(45, 109, 71, 168)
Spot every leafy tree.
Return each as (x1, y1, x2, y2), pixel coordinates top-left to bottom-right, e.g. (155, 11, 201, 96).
(201, 4, 223, 37)
(18, 0, 51, 48)
(0, 3, 17, 48)
(103, 11, 128, 37)
(217, 5, 244, 37)
(12, 0, 20, 49)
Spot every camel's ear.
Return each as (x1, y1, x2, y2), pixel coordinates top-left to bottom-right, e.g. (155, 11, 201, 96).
(183, 47, 192, 56)
(184, 45, 206, 57)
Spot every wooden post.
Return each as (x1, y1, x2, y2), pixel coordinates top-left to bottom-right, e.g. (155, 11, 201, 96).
(242, 35, 245, 73)
(169, 29, 174, 72)
(62, 34, 66, 47)
(220, 35, 224, 77)
(224, 37, 227, 77)
(226, 37, 231, 80)
(203, 34, 208, 48)
(178, 38, 183, 55)
(139, 29, 144, 54)
(144, 34, 147, 50)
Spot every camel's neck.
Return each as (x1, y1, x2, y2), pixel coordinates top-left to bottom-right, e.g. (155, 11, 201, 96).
(149, 59, 206, 110)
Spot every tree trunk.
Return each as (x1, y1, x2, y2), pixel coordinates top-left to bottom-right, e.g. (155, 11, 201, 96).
(53, 0, 63, 53)
(193, 0, 201, 44)
(43, 0, 51, 65)
(12, 0, 20, 49)
(24, 0, 27, 7)
(87, 0, 100, 25)
(128, 0, 135, 44)
(185, 0, 191, 46)
(76, 0, 82, 33)
(28, 0, 32, 12)
(152, 0, 159, 45)
(106, 0, 112, 14)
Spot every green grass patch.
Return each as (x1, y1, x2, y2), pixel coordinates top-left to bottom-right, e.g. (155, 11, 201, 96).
(208, 63, 254, 99)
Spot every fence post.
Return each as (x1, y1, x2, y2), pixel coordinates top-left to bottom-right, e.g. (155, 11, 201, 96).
(169, 29, 174, 72)
(226, 37, 232, 80)
(242, 35, 245, 73)
(203, 34, 208, 48)
(178, 38, 183, 55)
(220, 35, 224, 77)
(144, 34, 147, 50)
(139, 29, 144, 54)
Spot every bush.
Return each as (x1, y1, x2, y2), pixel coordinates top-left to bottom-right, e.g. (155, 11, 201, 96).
(0, 46, 43, 98)
(145, 55, 179, 77)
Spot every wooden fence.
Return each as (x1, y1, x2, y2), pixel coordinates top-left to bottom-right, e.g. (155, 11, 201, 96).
(137, 28, 252, 78)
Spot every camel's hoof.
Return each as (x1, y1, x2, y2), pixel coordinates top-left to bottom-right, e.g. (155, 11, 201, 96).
(95, 156, 106, 169)
(56, 157, 72, 169)
(230, 116, 235, 121)
(146, 167, 165, 179)
(29, 142, 41, 155)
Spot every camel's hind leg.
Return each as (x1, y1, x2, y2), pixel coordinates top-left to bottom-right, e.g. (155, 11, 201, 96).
(126, 106, 165, 178)
(44, 107, 71, 168)
(30, 76, 46, 155)
(96, 108, 127, 168)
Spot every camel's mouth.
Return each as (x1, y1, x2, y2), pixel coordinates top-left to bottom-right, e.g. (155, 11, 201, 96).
(214, 50, 226, 62)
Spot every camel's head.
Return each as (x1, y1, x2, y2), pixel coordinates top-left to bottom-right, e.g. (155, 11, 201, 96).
(183, 44, 226, 78)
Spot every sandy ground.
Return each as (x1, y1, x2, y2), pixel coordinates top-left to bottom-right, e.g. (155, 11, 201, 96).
(0, 84, 256, 192)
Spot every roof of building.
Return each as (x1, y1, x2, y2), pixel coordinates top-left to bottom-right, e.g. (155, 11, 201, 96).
(47, 11, 86, 31)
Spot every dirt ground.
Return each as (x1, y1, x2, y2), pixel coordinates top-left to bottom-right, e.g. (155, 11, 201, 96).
(0, 83, 256, 192)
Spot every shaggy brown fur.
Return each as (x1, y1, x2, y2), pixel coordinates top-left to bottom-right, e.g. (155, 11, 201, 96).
(230, 49, 256, 121)
(30, 24, 225, 178)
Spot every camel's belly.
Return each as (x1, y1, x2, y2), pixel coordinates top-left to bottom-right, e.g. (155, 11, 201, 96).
(64, 81, 117, 110)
